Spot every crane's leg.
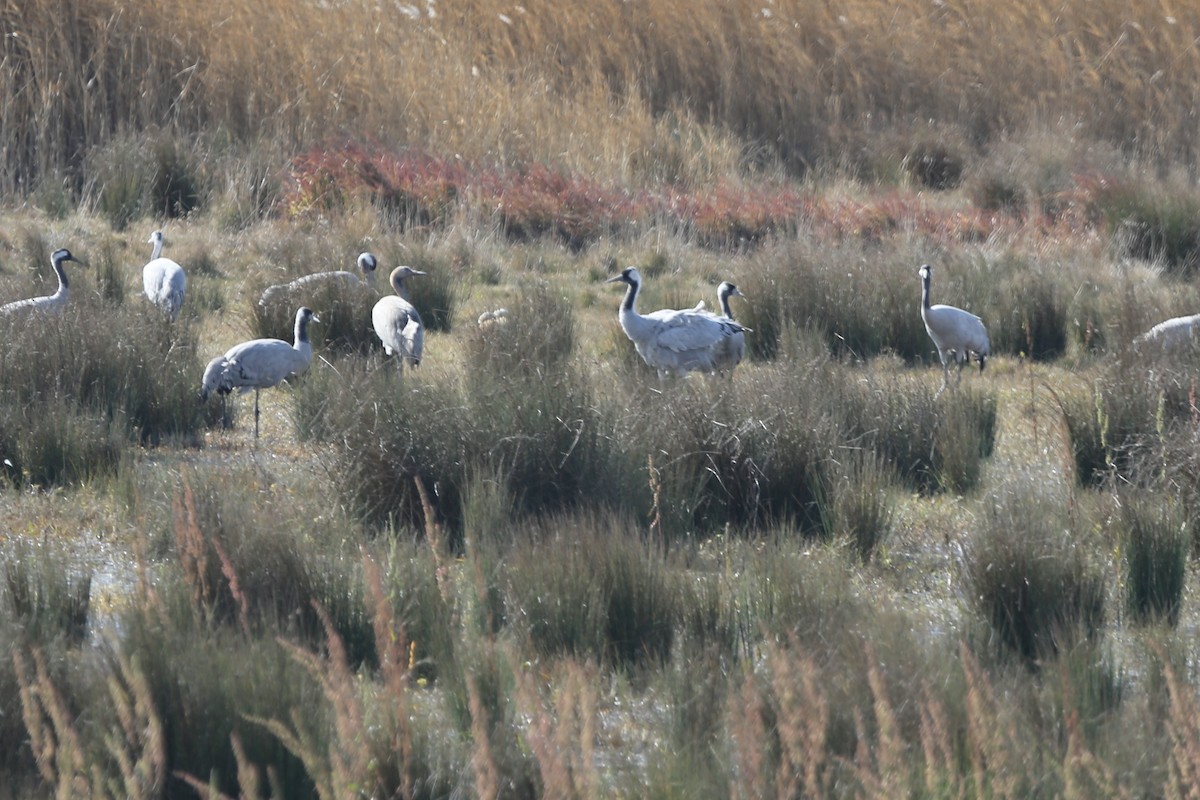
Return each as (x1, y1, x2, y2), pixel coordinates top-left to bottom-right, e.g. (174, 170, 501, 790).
(253, 388, 261, 440)
(935, 352, 950, 398)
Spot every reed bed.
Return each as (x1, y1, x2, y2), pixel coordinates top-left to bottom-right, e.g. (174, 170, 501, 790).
(4, 0, 1200, 199)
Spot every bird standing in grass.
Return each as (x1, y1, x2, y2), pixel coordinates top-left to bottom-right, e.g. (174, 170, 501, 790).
(918, 263, 989, 396)
(607, 266, 749, 379)
(1134, 313, 1200, 351)
(143, 230, 187, 321)
(201, 306, 320, 439)
(373, 266, 426, 370)
(0, 248, 82, 316)
(259, 251, 379, 308)
(708, 281, 747, 376)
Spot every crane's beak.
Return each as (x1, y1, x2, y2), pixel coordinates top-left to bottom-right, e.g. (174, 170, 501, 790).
(605, 274, 625, 284)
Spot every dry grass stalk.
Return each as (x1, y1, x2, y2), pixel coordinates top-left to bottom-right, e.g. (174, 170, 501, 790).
(1062, 710, 1128, 800)
(1163, 656, 1200, 800)
(414, 474, 452, 602)
(960, 641, 1029, 799)
(363, 549, 415, 800)
(648, 452, 662, 540)
(514, 658, 600, 800)
(468, 677, 502, 800)
(103, 650, 166, 799)
(212, 536, 250, 637)
(728, 672, 771, 800)
(175, 730, 265, 800)
(857, 642, 910, 797)
(246, 601, 371, 799)
(172, 469, 213, 621)
(13, 645, 92, 795)
(767, 640, 831, 798)
(918, 686, 964, 799)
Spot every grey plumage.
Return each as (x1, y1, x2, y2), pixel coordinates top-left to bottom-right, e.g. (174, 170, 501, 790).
(201, 306, 319, 438)
(373, 266, 426, 370)
(0, 248, 81, 316)
(918, 264, 989, 396)
(259, 252, 378, 308)
(607, 266, 749, 379)
(143, 230, 187, 321)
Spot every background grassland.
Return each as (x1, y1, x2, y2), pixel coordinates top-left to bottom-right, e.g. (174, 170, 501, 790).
(5, 1, 1200, 798)
(5, 0, 1200, 196)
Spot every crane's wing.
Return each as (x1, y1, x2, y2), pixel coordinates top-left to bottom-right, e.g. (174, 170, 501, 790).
(224, 339, 301, 388)
(652, 311, 742, 353)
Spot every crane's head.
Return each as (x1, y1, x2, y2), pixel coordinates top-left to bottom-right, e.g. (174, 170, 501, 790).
(605, 267, 642, 288)
(389, 266, 426, 293)
(296, 306, 321, 325)
(148, 230, 165, 247)
(919, 264, 932, 281)
(357, 252, 378, 275)
(200, 355, 231, 401)
(51, 248, 81, 267)
(718, 282, 744, 301)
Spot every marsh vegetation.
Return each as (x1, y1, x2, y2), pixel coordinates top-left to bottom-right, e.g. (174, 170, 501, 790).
(4, 1, 1200, 797)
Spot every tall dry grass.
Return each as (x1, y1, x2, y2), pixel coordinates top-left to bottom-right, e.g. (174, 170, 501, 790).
(3, 0, 1200, 199)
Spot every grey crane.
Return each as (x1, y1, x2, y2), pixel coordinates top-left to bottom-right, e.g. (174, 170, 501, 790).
(372, 266, 426, 370)
(259, 252, 378, 308)
(200, 306, 320, 439)
(606, 266, 749, 379)
(708, 281, 747, 376)
(918, 264, 989, 396)
(0, 248, 82, 316)
(143, 230, 187, 321)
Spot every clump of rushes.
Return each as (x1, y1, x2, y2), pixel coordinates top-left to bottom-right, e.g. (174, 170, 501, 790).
(2, 544, 91, 646)
(0, 302, 212, 486)
(1093, 179, 1200, 276)
(965, 488, 1105, 666)
(1116, 491, 1188, 627)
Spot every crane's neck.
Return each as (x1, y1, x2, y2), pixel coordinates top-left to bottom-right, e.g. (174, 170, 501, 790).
(921, 272, 931, 311)
(294, 314, 312, 350)
(52, 256, 68, 293)
(150, 237, 164, 261)
(620, 278, 640, 315)
(393, 278, 411, 303)
(719, 287, 734, 319)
